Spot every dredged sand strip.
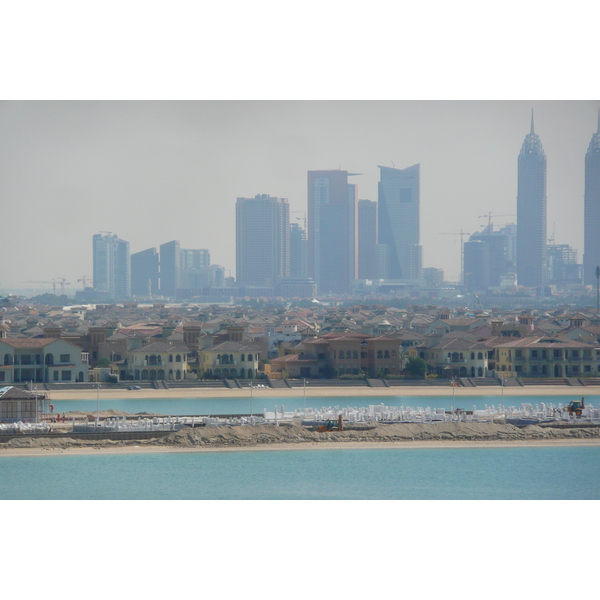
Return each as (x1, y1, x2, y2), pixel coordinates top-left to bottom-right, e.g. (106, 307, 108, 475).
(2, 437, 599, 457)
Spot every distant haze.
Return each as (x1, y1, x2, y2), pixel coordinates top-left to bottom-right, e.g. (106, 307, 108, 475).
(1, 100, 598, 293)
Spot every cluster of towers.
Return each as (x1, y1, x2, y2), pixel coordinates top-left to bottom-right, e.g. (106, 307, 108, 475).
(515, 111, 600, 289)
(92, 234, 223, 300)
(92, 111, 600, 301)
(236, 165, 422, 295)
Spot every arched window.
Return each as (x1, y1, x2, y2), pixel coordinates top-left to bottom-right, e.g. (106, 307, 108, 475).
(346, 350, 351, 359)
(217, 354, 221, 362)
(471, 352, 475, 360)
(241, 354, 245, 361)
(229, 354, 233, 363)
(377, 350, 383, 359)
(353, 350, 358, 359)
(247, 354, 253, 361)
(169, 355, 173, 362)
(384, 350, 390, 359)
(247, 369, 253, 378)
(176, 355, 181, 362)
(44, 354, 52, 366)
(478, 352, 483, 360)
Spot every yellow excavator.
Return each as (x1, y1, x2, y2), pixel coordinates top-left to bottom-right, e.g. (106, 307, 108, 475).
(566, 398, 585, 417)
(317, 415, 344, 432)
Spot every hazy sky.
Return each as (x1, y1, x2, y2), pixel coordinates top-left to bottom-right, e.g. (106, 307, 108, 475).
(1, 100, 598, 293)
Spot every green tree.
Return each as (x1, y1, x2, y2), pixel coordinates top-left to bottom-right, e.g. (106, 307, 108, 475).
(405, 356, 429, 378)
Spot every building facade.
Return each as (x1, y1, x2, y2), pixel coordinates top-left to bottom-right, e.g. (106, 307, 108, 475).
(358, 199, 378, 280)
(236, 195, 290, 286)
(93, 233, 131, 299)
(131, 247, 159, 297)
(377, 164, 422, 280)
(584, 113, 600, 286)
(0, 338, 89, 384)
(517, 112, 547, 288)
(308, 170, 358, 294)
(159, 240, 181, 298)
(289, 223, 308, 279)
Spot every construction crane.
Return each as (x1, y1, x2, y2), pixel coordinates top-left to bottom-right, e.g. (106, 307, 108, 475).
(291, 211, 307, 230)
(477, 212, 516, 231)
(439, 230, 471, 288)
(78, 276, 93, 289)
(23, 280, 59, 294)
(56, 278, 71, 295)
(23, 278, 70, 295)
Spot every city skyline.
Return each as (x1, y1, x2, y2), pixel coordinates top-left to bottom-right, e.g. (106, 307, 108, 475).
(1, 100, 598, 293)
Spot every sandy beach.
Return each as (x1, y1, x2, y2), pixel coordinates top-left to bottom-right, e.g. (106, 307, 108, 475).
(46, 384, 600, 401)
(2, 437, 599, 458)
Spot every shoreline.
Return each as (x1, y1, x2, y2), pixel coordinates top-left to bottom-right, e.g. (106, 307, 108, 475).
(46, 384, 600, 401)
(2, 437, 600, 458)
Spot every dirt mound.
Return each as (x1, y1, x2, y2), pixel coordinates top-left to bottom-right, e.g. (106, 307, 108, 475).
(2, 422, 599, 452)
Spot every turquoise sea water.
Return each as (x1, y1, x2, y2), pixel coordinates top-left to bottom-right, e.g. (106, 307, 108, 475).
(2, 446, 599, 500)
(50, 393, 599, 416)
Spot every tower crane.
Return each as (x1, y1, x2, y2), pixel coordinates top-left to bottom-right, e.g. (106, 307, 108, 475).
(78, 276, 93, 289)
(56, 278, 71, 295)
(22, 278, 70, 295)
(477, 212, 516, 231)
(23, 280, 59, 294)
(291, 211, 307, 229)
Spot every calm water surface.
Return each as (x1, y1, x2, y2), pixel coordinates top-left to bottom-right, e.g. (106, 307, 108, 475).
(1, 445, 599, 500)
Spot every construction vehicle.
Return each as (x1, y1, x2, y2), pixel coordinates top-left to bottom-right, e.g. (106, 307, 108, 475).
(566, 398, 585, 417)
(317, 415, 343, 432)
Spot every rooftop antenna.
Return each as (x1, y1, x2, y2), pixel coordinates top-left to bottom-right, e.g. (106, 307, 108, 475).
(391, 160, 395, 168)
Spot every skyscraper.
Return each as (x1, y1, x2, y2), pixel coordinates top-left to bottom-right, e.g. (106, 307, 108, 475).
(131, 247, 159, 297)
(517, 112, 547, 288)
(236, 194, 290, 285)
(584, 112, 600, 286)
(93, 233, 130, 299)
(159, 240, 181, 298)
(377, 164, 422, 280)
(307, 170, 358, 294)
(358, 199, 378, 280)
(464, 223, 515, 292)
(289, 222, 308, 279)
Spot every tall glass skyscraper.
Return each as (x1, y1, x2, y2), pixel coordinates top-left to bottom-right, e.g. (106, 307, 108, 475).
(517, 112, 547, 288)
(131, 247, 159, 297)
(584, 112, 600, 286)
(93, 233, 130, 299)
(377, 164, 422, 280)
(307, 170, 358, 294)
(236, 194, 290, 285)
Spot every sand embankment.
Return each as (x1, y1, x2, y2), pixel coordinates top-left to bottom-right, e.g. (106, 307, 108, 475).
(2, 421, 599, 457)
(46, 384, 599, 401)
